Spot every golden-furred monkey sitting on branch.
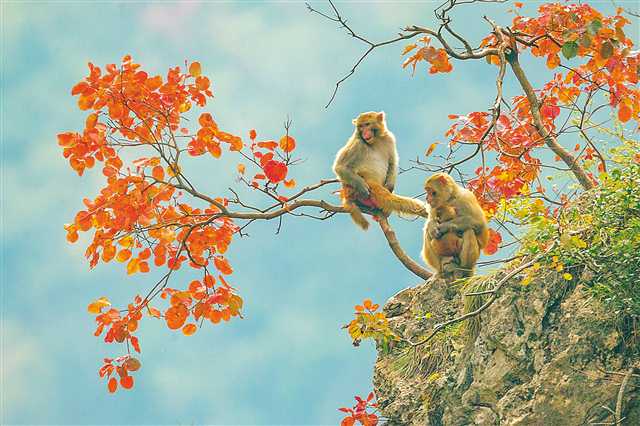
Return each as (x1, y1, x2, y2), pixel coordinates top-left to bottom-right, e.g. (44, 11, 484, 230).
(421, 173, 489, 278)
(333, 111, 429, 230)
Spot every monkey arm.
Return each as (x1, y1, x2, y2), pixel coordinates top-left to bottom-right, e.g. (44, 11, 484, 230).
(435, 211, 486, 238)
(334, 165, 370, 198)
(434, 192, 487, 238)
(384, 149, 398, 192)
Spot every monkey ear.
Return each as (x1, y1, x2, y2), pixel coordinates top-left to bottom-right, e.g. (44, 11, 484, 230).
(376, 111, 385, 122)
(352, 118, 357, 125)
(438, 175, 448, 185)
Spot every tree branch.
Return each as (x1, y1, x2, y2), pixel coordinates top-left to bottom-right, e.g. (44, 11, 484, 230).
(615, 367, 635, 424)
(377, 217, 432, 281)
(307, 1, 423, 107)
(503, 41, 595, 190)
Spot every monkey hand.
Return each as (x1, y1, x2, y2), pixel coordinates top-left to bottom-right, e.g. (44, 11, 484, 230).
(353, 180, 370, 200)
(427, 221, 440, 240)
(431, 223, 455, 239)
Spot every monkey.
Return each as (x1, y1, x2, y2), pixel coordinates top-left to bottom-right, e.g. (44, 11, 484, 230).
(421, 173, 489, 277)
(333, 111, 429, 230)
(429, 205, 463, 257)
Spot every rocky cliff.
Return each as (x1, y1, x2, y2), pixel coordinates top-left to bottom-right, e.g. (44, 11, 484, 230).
(374, 272, 639, 425)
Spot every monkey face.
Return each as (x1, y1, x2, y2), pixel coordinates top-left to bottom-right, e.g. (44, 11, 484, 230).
(424, 174, 454, 208)
(353, 111, 386, 144)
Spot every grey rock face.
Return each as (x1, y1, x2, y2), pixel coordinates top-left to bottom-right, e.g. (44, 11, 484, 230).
(373, 275, 639, 425)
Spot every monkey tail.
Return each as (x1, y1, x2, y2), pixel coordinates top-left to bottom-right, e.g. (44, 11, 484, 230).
(344, 200, 370, 230)
(367, 181, 429, 218)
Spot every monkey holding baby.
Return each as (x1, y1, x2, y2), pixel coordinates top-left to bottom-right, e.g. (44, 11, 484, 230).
(421, 173, 489, 278)
(332, 111, 429, 230)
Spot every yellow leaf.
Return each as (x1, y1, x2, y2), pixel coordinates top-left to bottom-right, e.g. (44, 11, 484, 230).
(562, 273, 573, 281)
(178, 101, 191, 113)
(402, 43, 418, 55)
(425, 142, 438, 157)
(127, 258, 140, 275)
(87, 297, 111, 314)
(118, 235, 133, 248)
(182, 323, 197, 336)
(116, 249, 132, 263)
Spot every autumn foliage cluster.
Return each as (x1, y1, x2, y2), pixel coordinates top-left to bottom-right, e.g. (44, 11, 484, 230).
(58, 56, 300, 391)
(407, 3, 638, 214)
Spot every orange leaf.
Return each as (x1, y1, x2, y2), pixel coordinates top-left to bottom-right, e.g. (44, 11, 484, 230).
(546, 54, 560, 69)
(165, 305, 188, 330)
(249, 129, 257, 140)
(57, 132, 76, 148)
(66, 229, 79, 243)
(139, 248, 151, 260)
(87, 297, 111, 314)
(284, 179, 296, 189)
(402, 43, 418, 55)
(116, 249, 132, 263)
(126, 258, 140, 275)
(341, 417, 355, 426)
(203, 274, 216, 288)
(279, 135, 296, 153)
(618, 104, 632, 123)
(182, 323, 197, 336)
(71, 81, 89, 96)
(363, 299, 373, 310)
(151, 165, 165, 181)
(130, 336, 141, 353)
(237, 163, 246, 175)
(102, 245, 116, 262)
(195, 76, 210, 90)
(208, 143, 221, 158)
(189, 62, 202, 77)
(214, 257, 233, 275)
(199, 113, 215, 128)
(258, 141, 278, 151)
(108, 377, 117, 393)
(120, 375, 134, 389)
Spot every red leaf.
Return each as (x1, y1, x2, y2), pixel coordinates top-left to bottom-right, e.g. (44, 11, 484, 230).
(341, 417, 356, 426)
(120, 375, 134, 389)
(108, 377, 118, 393)
(483, 228, 502, 255)
(214, 257, 233, 275)
(263, 160, 288, 183)
(257, 141, 278, 151)
(130, 336, 141, 353)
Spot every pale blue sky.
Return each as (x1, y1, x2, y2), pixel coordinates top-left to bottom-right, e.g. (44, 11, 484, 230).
(2, 1, 635, 425)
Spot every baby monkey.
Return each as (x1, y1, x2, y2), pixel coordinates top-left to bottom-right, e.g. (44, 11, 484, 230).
(333, 111, 428, 230)
(421, 173, 489, 277)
